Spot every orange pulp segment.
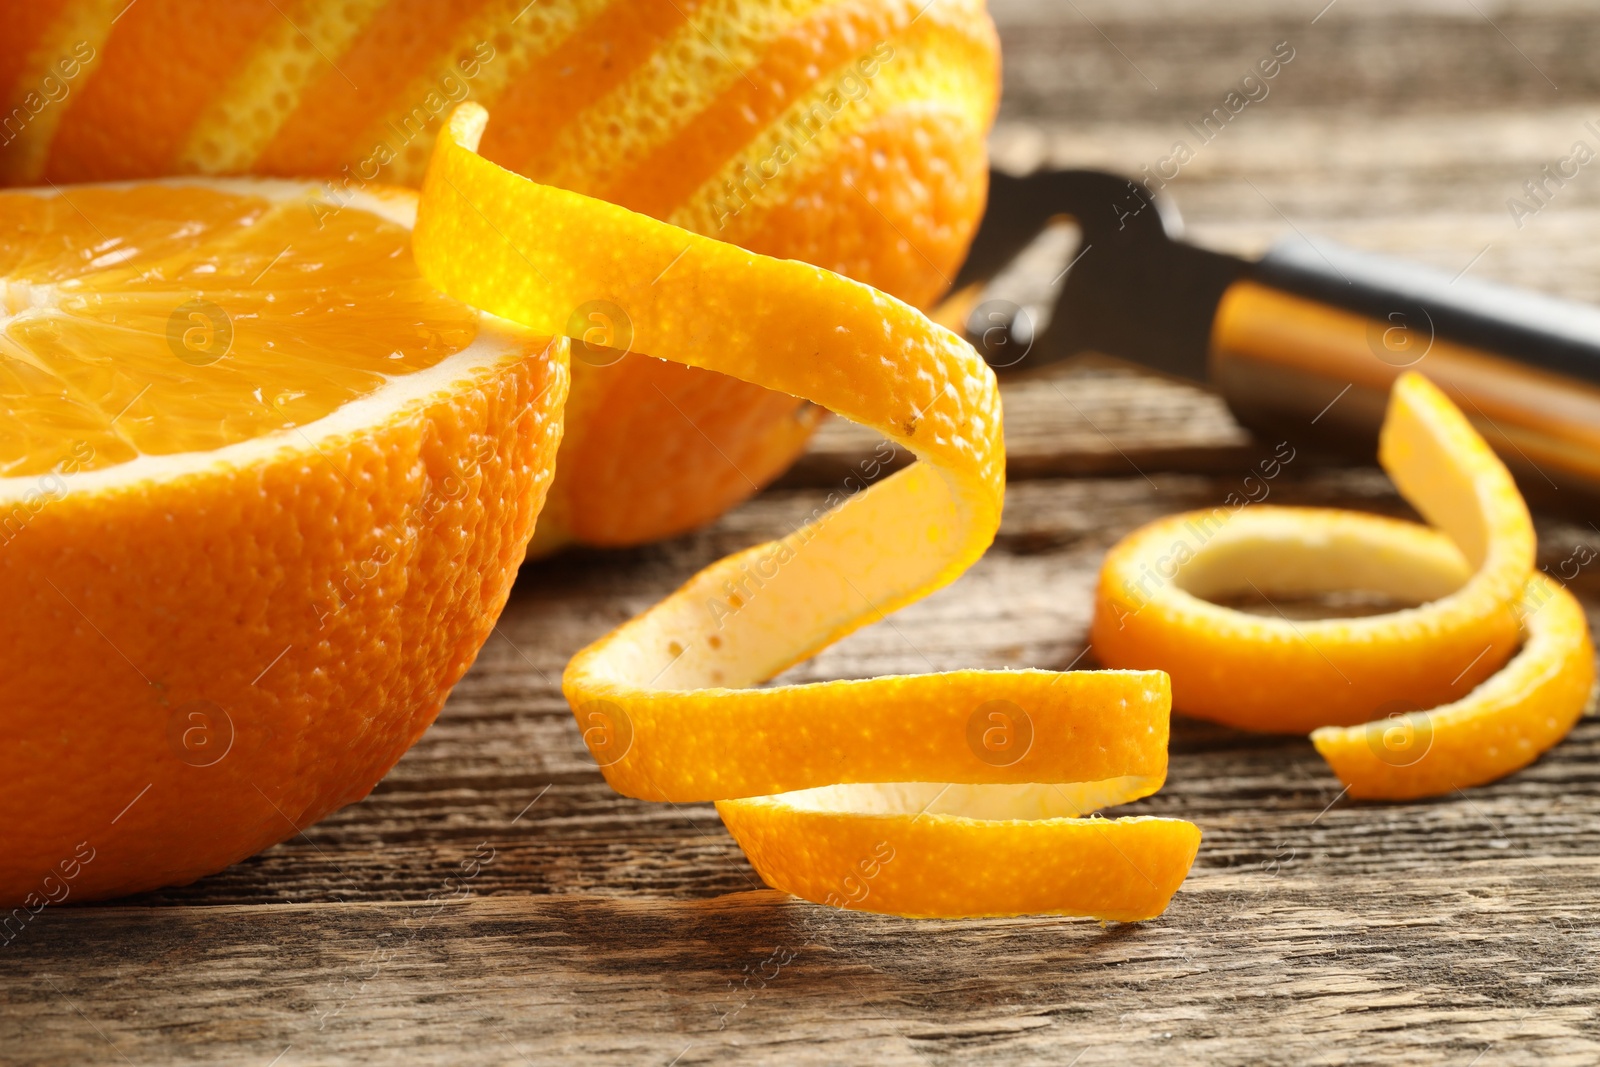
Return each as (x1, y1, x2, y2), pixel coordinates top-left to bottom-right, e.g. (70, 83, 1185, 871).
(0, 180, 480, 476)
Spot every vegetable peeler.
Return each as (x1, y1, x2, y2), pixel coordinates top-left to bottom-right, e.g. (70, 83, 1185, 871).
(952, 167, 1600, 499)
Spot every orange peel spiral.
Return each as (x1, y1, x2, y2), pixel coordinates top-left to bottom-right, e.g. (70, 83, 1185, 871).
(412, 103, 1200, 920)
(1093, 373, 1593, 799)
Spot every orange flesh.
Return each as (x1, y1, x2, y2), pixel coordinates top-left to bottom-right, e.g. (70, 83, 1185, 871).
(0, 184, 478, 476)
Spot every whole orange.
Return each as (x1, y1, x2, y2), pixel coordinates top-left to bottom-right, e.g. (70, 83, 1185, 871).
(0, 0, 1000, 548)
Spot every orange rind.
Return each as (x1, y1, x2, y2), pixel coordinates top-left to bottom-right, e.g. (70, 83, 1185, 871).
(1312, 573, 1594, 799)
(414, 102, 1200, 920)
(2, 0, 1000, 553)
(1093, 373, 1591, 799)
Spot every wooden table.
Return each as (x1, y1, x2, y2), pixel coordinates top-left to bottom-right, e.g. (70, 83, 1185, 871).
(9, 2, 1600, 1063)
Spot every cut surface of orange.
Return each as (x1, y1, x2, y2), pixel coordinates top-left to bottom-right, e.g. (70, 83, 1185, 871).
(0, 178, 567, 906)
(1093, 373, 1591, 799)
(415, 103, 1200, 920)
(0, 0, 1001, 552)
(2, 181, 479, 473)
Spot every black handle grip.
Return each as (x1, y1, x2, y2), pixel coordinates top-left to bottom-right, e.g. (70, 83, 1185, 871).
(1254, 237, 1600, 388)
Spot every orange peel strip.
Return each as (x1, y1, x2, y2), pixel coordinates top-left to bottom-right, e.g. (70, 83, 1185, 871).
(413, 103, 1200, 920)
(1313, 572, 1594, 799)
(1094, 372, 1592, 799)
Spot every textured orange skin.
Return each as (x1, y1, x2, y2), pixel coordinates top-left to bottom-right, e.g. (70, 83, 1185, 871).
(1093, 374, 1537, 735)
(254, 0, 492, 176)
(721, 804, 1202, 922)
(1090, 509, 1520, 732)
(408, 107, 1201, 919)
(1090, 375, 1591, 801)
(0, 0, 1000, 548)
(548, 356, 825, 546)
(1313, 575, 1596, 800)
(550, 108, 990, 547)
(475, 0, 715, 187)
(42, 0, 282, 180)
(0, 346, 567, 906)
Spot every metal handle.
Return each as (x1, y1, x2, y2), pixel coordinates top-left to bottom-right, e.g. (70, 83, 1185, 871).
(1255, 236, 1600, 388)
(1211, 280, 1600, 500)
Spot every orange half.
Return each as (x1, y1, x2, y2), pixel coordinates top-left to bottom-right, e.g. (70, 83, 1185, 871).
(0, 178, 566, 905)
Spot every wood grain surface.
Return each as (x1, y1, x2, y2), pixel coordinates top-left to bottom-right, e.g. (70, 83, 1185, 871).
(9, 2, 1600, 1064)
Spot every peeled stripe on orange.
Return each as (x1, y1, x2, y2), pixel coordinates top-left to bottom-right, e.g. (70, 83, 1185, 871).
(0, 0, 1000, 551)
(415, 103, 1201, 920)
(1093, 373, 1592, 799)
(0, 178, 566, 906)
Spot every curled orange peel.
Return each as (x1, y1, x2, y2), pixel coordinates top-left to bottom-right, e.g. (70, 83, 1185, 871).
(411, 103, 1199, 920)
(1094, 372, 1593, 799)
(1313, 572, 1594, 799)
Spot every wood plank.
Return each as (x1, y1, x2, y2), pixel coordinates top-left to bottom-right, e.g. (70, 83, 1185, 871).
(988, 2, 1600, 306)
(9, 867, 1600, 1065)
(991, 1, 1598, 123)
(782, 359, 1258, 487)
